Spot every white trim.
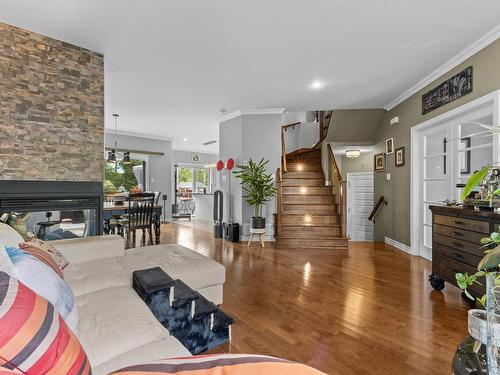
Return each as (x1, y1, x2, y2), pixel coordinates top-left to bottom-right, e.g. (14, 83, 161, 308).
(172, 145, 219, 155)
(347, 172, 374, 241)
(384, 24, 500, 110)
(385, 237, 417, 256)
(104, 128, 173, 142)
(219, 108, 286, 123)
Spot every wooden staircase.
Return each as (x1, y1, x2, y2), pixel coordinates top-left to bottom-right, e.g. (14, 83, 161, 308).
(276, 147, 348, 250)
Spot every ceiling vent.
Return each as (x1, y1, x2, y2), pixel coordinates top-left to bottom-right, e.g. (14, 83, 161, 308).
(203, 140, 217, 146)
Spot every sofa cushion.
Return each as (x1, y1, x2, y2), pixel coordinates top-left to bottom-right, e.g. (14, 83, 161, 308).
(4, 246, 78, 332)
(92, 338, 191, 375)
(108, 354, 327, 374)
(19, 239, 69, 277)
(64, 244, 225, 298)
(0, 223, 24, 275)
(76, 285, 169, 367)
(0, 271, 91, 375)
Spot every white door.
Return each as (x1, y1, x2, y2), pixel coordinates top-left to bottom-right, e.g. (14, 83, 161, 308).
(347, 172, 374, 241)
(412, 94, 500, 260)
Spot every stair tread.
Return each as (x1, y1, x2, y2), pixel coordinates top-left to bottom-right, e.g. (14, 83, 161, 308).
(172, 280, 199, 308)
(193, 292, 218, 320)
(213, 310, 235, 331)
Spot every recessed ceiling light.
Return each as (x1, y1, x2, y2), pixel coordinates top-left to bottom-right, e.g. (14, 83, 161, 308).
(311, 81, 324, 89)
(183, 138, 188, 142)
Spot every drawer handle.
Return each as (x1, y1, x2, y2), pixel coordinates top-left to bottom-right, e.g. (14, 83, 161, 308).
(452, 231, 464, 237)
(452, 252, 464, 259)
(452, 241, 464, 248)
(454, 221, 466, 226)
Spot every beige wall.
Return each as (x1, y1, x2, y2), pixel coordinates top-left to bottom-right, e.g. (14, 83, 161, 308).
(373, 38, 500, 245)
(326, 109, 385, 143)
(0, 22, 104, 182)
(340, 152, 374, 180)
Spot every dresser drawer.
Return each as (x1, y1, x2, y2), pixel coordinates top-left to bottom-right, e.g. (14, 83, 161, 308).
(434, 254, 484, 296)
(434, 243, 482, 267)
(433, 223, 486, 245)
(433, 233, 485, 257)
(434, 214, 490, 234)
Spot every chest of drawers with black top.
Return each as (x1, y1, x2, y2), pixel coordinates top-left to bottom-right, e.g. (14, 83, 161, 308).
(429, 205, 500, 296)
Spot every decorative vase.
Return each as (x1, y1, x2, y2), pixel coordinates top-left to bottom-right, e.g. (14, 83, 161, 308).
(486, 271, 500, 375)
(468, 309, 500, 346)
(251, 216, 266, 229)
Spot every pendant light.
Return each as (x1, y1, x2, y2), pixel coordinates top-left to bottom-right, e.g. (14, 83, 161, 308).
(107, 113, 131, 164)
(122, 151, 131, 164)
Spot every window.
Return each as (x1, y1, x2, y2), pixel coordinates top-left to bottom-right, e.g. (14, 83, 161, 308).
(104, 159, 145, 193)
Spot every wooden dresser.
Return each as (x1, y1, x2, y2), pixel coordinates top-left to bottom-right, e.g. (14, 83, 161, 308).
(429, 205, 500, 296)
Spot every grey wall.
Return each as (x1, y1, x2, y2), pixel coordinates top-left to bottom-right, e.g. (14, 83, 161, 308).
(173, 150, 218, 165)
(105, 133, 173, 219)
(219, 113, 282, 239)
(373, 38, 500, 245)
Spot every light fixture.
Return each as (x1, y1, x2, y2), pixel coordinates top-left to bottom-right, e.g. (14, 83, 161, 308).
(304, 215, 312, 224)
(300, 187, 307, 194)
(107, 113, 131, 166)
(183, 138, 188, 142)
(297, 164, 304, 171)
(345, 149, 361, 159)
(311, 81, 323, 89)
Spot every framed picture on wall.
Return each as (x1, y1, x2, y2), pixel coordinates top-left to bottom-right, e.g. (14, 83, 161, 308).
(385, 138, 394, 154)
(374, 153, 386, 171)
(459, 137, 471, 174)
(395, 147, 405, 167)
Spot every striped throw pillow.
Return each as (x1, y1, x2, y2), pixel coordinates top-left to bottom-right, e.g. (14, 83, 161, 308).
(0, 271, 91, 375)
(19, 239, 69, 277)
(109, 354, 327, 374)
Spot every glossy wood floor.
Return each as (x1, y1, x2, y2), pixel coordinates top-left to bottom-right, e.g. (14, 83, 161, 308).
(161, 221, 470, 375)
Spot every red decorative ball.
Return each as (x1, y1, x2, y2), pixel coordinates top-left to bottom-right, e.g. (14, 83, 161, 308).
(216, 160, 225, 171)
(226, 158, 235, 170)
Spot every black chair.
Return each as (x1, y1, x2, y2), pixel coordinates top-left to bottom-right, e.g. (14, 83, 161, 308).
(121, 193, 155, 247)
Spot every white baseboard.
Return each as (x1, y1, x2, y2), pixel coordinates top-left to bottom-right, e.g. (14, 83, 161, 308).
(384, 237, 418, 256)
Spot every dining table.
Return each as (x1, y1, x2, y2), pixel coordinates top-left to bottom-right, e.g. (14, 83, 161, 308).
(103, 202, 163, 245)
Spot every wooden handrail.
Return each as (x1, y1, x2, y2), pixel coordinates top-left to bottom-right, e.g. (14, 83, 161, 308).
(314, 110, 333, 148)
(368, 196, 387, 222)
(275, 167, 282, 237)
(327, 143, 343, 184)
(280, 122, 301, 173)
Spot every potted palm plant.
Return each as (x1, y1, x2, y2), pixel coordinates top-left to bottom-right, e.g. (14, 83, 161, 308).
(234, 158, 276, 230)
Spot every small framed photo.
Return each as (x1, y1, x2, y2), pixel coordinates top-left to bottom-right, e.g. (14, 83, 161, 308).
(385, 138, 394, 154)
(374, 153, 386, 171)
(395, 147, 405, 167)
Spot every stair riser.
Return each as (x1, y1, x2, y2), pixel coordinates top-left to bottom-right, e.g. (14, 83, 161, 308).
(286, 163, 322, 172)
(282, 186, 331, 195)
(280, 226, 341, 237)
(280, 215, 340, 225)
(282, 204, 337, 215)
(282, 178, 325, 187)
(282, 195, 333, 205)
(284, 171, 324, 179)
(276, 238, 348, 249)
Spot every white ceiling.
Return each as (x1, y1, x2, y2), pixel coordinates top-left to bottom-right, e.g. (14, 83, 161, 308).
(1, 1, 500, 153)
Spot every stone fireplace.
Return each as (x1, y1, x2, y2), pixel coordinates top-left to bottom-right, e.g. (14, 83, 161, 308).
(0, 22, 105, 239)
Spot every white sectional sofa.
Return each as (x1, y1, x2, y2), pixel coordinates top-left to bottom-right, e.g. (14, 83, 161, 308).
(0, 225, 226, 375)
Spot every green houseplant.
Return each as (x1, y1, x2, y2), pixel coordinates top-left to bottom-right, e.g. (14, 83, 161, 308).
(234, 158, 276, 229)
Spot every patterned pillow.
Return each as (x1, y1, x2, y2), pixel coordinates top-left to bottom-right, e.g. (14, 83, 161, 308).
(19, 238, 69, 275)
(109, 354, 327, 374)
(4, 247, 78, 332)
(0, 271, 91, 374)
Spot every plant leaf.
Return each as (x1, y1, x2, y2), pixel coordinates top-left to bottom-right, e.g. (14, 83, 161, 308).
(460, 165, 490, 200)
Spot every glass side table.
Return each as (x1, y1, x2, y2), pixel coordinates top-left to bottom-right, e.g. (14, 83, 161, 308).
(453, 336, 487, 375)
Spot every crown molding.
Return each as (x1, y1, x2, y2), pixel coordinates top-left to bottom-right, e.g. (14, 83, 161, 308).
(172, 145, 219, 155)
(384, 24, 500, 111)
(219, 108, 286, 123)
(104, 128, 173, 142)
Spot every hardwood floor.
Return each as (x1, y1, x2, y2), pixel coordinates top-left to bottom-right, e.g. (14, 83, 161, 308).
(160, 222, 470, 375)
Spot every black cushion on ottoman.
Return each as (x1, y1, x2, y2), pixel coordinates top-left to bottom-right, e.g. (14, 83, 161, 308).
(133, 267, 175, 322)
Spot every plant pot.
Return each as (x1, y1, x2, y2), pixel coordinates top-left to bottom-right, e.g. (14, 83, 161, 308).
(468, 309, 500, 346)
(251, 216, 266, 229)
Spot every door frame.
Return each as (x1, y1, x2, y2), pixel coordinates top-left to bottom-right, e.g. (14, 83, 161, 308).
(410, 90, 500, 260)
(347, 171, 374, 241)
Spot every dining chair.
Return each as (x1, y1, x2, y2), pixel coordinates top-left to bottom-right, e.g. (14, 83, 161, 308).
(121, 192, 155, 248)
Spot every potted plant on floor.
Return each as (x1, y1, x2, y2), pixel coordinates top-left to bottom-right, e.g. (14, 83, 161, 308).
(234, 158, 276, 230)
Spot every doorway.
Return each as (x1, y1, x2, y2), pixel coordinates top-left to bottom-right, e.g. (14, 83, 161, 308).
(347, 172, 374, 241)
(411, 90, 500, 260)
